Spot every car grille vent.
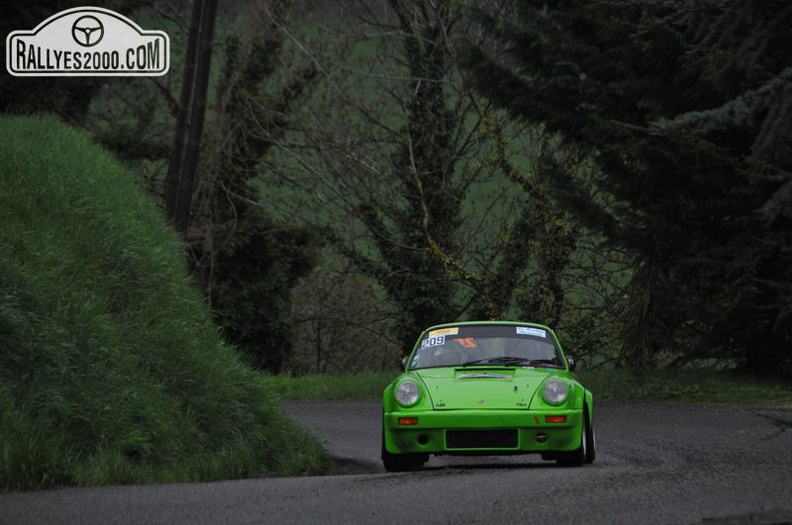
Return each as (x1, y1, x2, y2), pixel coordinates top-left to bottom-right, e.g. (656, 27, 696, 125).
(446, 429, 518, 449)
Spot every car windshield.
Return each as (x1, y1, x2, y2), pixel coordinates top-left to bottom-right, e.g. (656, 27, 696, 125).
(408, 324, 564, 370)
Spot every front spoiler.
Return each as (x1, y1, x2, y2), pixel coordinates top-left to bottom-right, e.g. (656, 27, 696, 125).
(383, 408, 583, 455)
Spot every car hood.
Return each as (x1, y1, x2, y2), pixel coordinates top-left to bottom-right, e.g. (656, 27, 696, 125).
(415, 367, 552, 410)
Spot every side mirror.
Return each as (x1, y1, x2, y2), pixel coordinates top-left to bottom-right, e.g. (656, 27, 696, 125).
(399, 356, 408, 371)
(566, 355, 577, 372)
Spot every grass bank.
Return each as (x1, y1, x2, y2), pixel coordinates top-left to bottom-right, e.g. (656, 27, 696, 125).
(267, 369, 792, 406)
(579, 368, 792, 405)
(0, 115, 327, 491)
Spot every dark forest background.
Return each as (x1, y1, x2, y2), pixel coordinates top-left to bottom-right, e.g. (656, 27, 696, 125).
(3, 0, 790, 378)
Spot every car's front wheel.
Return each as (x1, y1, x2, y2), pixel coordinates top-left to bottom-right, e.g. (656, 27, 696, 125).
(585, 408, 596, 464)
(381, 428, 428, 472)
(557, 408, 593, 467)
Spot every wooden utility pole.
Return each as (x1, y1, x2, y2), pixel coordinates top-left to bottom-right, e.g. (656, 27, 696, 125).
(165, 0, 219, 235)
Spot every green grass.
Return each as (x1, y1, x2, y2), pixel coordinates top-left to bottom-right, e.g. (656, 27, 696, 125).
(267, 369, 792, 406)
(0, 114, 328, 491)
(577, 369, 792, 406)
(266, 372, 400, 401)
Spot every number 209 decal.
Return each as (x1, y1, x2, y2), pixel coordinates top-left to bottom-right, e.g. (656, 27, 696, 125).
(421, 335, 445, 349)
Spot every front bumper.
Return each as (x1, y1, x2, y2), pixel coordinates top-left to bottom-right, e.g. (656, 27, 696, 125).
(383, 408, 583, 455)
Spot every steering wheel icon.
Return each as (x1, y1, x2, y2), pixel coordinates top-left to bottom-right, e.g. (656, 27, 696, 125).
(71, 15, 104, 47)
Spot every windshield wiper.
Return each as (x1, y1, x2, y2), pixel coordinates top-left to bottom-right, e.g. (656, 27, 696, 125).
(461, 356, 530, 367)
(524, 359, 562, 368)
(460, 357, 562, 368)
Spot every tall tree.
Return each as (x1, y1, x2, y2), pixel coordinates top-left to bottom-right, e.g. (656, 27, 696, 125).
(345, 0, 465, 345)
(263, 0, 583, 351)
(464, 0, 792, 375)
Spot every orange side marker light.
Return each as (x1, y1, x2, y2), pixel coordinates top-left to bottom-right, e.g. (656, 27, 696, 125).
(398, 417, 420, 426)
(545, 415, 567, 424)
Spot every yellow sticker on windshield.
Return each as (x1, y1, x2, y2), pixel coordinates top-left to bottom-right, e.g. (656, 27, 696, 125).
(428, 327, 459, 338)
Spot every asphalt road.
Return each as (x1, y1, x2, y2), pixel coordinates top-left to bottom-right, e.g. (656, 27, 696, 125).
(1, 400, 791, 525)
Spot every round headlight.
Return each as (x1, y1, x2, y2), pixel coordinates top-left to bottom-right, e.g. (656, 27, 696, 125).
(542, 379, 568, 405)
(395, 380, 420, 407)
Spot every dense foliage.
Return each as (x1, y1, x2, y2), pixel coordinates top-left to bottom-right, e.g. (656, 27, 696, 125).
(3, 0, 789, 379)
(185, 11, 322, 372)
(463, 0, 792, 375)
(2, 0, 322, 374)
(263, 1, 596, 359)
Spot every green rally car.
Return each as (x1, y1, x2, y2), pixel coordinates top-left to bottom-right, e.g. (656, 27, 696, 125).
(382, 321, 595, 471)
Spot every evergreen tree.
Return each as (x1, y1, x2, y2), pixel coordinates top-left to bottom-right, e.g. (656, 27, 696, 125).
(463, 0, 792, 375)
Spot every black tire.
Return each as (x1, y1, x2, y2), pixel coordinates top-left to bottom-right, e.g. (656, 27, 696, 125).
(557, 409, 591, 467)
(585, 408, 596, 464)
(381, 428, 427, 472)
